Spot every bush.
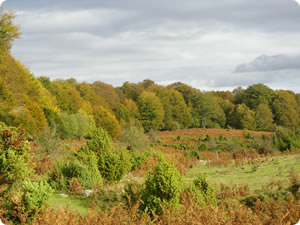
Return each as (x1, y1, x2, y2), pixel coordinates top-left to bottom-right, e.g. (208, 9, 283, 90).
(49, 149, 103, 191)
(187, 174, 216, 206)
(60, 111, 96, 139)
(121, 123, 149, 151)
(258, 139, 275, 154)
(140, 159, 183, 216)
(85, 127, 132, 183)
(130, 150, 148, 170)
(35, 127, 62, 160)
(87, 127, 113, 153)
(0, 122, 32, 186)
(273, 128, 300, 152)
(98, 149, 132, 183)
(3, 179, 53, 224)
(184, 150, 201, 160)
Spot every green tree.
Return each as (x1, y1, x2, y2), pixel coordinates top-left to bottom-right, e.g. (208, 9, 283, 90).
(140, 159, 183, 216)
(272, 90, 299, 128)
(243, 83, 274, 109)
(192, 93, 226, 128)
(86, 128, 131, 182)
(229, 104, 256, 130)
(4, 179, 53, 224)
(255, 104, 274, 131)
(0, 122, 31, 186)
(232, 87, 245, 104)
(169, 89, 191, 128)
(220, 99, 234, 128)
(169, 82, 201, 106)
(48, 79, 85, 113)
(121, 82, 143, 101)
(115, 98, 139, 123)
(187, 174, 216, 206)
(0, 10, 21, 53)
(93, 81, 121, 109)
(295, 93, 300, 107)
(93, 106, 121, 138)
(137, 91, 165, 132)
(154, 87, 191, 130)
(86, 127, 113, 153)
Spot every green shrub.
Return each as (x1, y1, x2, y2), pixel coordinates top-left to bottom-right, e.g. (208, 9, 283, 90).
(204, 134, 211, 142)
(49, 150, 103, 191)
(197, 142, 208, 151)
(4, 179, 53, 224)
(258, 139, 275, 154)
(87, 127, 113, 153)
(0, 122, 32, 186)
(189, 174, 216, 205)
(121, 122, 149, 151)
(123, 181, 144, 208)
(273, 128, 300, 152)
(130, 150, 148, 170)
(98, 149, 132, 183)
(140, 159, 183, 216)
(95, 189, 123, 211)
(184, 150, 201, 160)
(60, 111, 96, 139)
(35, 127, 62, 160)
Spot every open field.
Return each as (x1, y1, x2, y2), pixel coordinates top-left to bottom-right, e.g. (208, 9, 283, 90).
(48, 152, 300, 213)
(186, 154, 300, 191)
(159, 128, 273, 142)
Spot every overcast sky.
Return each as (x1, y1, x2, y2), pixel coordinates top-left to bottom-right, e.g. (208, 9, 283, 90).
(2, 0, 300, 92)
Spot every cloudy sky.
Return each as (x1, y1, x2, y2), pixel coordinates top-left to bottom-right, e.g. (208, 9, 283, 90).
(2, 0, 300, 91)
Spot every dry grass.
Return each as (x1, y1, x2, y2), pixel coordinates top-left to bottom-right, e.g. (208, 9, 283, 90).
(29, 193, 300, 225)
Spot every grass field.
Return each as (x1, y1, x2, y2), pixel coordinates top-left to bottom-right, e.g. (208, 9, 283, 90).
(48, 153, 300, 213)
(185, 153, 300, 191)
(48, 193, 91, 215)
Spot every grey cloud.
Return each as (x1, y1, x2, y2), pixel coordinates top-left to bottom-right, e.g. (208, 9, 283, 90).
(4, 0, 300, 92)
(234, 54, 300, 73)
(6, 0, 300, 33)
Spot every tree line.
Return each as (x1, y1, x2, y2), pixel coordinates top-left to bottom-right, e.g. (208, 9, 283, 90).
(0, 10, 299, 139)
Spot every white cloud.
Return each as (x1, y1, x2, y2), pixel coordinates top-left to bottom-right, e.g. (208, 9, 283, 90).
(0, 0, 7, 7)
(294, 0, 300, 6)
(5, 0, 300, 92)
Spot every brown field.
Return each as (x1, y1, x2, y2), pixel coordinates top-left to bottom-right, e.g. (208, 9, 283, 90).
(159, 128, 273, 143)
(151, 128, 274, 173)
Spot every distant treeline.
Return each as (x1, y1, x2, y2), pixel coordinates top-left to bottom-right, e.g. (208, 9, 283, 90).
(0, 11, 299, 138)
(1, 56, 299, 138)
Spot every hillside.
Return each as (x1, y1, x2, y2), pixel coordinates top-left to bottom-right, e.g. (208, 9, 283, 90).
(0, 10, 299, 225)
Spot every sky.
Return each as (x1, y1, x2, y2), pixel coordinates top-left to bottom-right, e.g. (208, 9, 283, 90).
(1, 0, 300, 92)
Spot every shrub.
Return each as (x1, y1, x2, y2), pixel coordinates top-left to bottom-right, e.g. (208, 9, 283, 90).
(140, 159, 183, 216)
(123, 181, 144, 208)
(0, 122, 31, 186)
(95, 189, 123, 211)
(86, 127, 132, 183)
(3, 179, 53, 224)
(258, 139, 275, 154)
(188, 174, 216, 206)
(130, 150, 148, 170)
(60, 111, 96, 139)
(93, 106, 121, 138)
(273, 128, 300, 152)
(197, 142, 208, 151)
(184, 150, 201, 160)
(34, 127, 62, 160)
(121, 122, 149, 151)
(98, 149, 132, 183)
(87, 127, 113, 153)
(49, 149, 103, 191)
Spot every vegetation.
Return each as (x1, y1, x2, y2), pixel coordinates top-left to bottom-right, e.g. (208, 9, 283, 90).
(140, 159, 183, 216)
(0, 10, 300, 225)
